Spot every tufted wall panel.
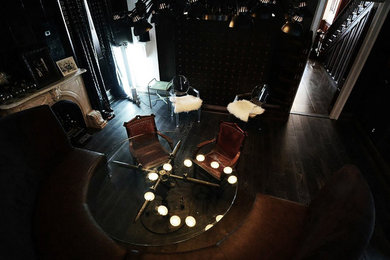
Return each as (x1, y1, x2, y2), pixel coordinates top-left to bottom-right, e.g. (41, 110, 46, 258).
(175, 19, 278, 107)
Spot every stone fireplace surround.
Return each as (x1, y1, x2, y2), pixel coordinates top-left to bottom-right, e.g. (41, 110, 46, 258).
(0, 69, 107, 129)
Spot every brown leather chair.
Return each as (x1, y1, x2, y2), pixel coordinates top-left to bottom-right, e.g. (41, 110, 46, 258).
(193, 121, 247, 180)
(123, 114, 174, 169)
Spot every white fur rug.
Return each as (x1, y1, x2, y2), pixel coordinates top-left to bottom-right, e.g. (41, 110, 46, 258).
(227, 100, 265, 122)
(170, 95, 203, 113)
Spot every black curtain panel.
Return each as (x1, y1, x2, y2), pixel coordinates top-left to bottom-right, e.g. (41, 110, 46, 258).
(87, 0, 126, 99)
(59, 0, 114, 118)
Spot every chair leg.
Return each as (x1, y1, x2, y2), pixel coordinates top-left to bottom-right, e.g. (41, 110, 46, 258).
(166, 90, 170, 113)
(175, 113, 179, 127)
(148, 87, 152, 109)
(197, 109, 201, 123)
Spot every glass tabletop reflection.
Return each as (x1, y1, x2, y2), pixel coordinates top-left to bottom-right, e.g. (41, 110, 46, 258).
(88, 137, 238, 246)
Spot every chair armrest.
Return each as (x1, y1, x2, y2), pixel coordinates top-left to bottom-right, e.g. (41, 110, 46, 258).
(197, 138, 216, 149)
(157, 131, 174, 150)
(234, 93, 251, 101)
(261, 103, 281, 109)
(147, 78, 157, 88)
(189, 87, 200, 98)
(193, 138, 216, 157)
(229, 151, 241, 166)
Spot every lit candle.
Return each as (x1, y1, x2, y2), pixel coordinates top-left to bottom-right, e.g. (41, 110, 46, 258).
(223, 166, 233, 174)
(205, 224, 214, 231)
(163, 163, 172, 171)
(157, 205, 168, 216)
(147, 172, 159, 181)
(185, 216, 196, 227)
(210, 161, 219, 169)
(227, 175, 238, 184)
(144, 191, 155, 201)
(170, 215, 181, 227)
(183, 159, 193, 167)
(196, 154, 205, 162)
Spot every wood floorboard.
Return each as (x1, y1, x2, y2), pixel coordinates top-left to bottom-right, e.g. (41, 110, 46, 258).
(291, 59, 338, 116)
(84, 97, 390, 258)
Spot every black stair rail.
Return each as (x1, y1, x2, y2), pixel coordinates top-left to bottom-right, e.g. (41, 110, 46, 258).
(318, 1, 376, 87)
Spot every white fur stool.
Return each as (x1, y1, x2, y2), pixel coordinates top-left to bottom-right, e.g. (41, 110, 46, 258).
(170, 95, 203, 127)
(227, 99, 265, 122)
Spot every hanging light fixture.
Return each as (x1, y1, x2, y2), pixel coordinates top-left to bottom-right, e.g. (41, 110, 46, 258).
(113, 0, 291, 31)
(133, 0, 153, 36)
(151, 0, 172, 23)
(253, 0, 277, 20)
(229, 2, 253, 29)
(281, 16, 303, 36)
(281, 0, 310, 36)
(185, 0, 207, 19)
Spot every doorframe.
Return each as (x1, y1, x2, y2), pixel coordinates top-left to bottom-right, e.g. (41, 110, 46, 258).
(329, 1, 390, 119)
(310, 0, 328, 42)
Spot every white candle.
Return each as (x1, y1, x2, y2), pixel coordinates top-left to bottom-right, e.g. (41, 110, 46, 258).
(196, 154, 205, 162)
(223, 166, 233, 174)
(185, 216, 196, 227)
(147, 172, 159, 181)
(227, 175, 238, 184)
(157, 205, 168, 216)
(184, 159, 193, 167)
(210, 161, 219, 169)
(163, 163, 172, 171)
(144, 191, 155, 201)
(170, 215, 181, 226)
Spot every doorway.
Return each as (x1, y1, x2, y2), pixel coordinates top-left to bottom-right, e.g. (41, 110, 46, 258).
(290, 59, 338, 117)
(290, 0, 344, 117)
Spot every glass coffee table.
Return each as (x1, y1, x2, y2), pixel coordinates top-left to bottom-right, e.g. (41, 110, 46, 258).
(87, 137, 240, 247)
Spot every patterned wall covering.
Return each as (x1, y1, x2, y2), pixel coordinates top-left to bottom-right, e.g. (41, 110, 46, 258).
(175, 19, 279, 107)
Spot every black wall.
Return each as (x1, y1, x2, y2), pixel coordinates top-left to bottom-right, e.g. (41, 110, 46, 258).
(156, 16, 312, 119)
(344, 14, 390, 163)
(0, 0, 72, 81)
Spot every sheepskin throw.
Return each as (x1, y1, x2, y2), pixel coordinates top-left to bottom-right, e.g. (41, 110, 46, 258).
(170, 95, 203, 113)
(227, 100, 265, 122)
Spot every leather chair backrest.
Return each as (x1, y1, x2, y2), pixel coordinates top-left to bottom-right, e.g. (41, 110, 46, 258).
(123, 115, 157, 138)
(216, 122, 246, 159)
(294, 165, 375, 260)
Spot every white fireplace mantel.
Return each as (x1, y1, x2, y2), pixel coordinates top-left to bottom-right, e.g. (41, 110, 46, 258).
(0, 69, 107, 129)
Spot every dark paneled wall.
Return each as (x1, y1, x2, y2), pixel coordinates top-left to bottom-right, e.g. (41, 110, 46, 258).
(175, 20, 277, 107)
(344, 14, 390, 164)
(156, 17, 312, 119)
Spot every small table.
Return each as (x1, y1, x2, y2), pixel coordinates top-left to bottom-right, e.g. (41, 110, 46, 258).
(147, 78, 170, 109)
(88, 137, 238, 246)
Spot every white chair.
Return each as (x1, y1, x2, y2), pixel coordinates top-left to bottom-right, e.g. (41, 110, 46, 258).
(168, 75, 202, 127)
(227, 84, 269, 127)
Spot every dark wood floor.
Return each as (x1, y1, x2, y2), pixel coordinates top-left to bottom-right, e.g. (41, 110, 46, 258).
(85, 95, 390, 258)
(291, 59, 338, 116)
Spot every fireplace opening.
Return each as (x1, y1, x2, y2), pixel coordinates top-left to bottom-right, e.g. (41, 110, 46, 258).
(51, 100, 91, 146)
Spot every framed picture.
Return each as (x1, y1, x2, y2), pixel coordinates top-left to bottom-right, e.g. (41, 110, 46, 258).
(22, 47, 61, 88)
(56, 56, 78, 77)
